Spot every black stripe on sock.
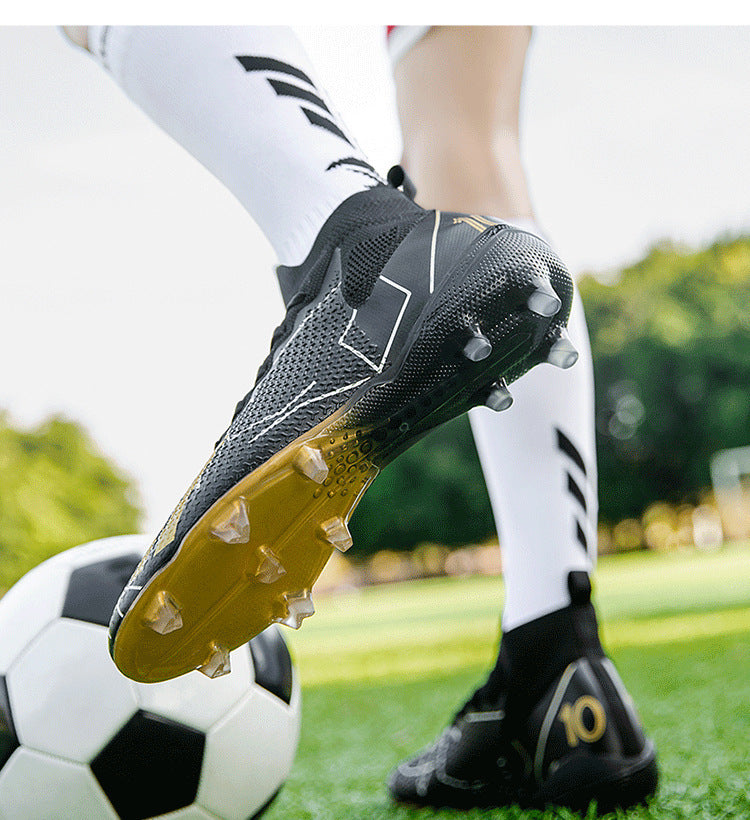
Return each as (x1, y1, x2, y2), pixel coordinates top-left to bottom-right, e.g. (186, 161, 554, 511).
(235, 55, 313, 86)
(268, 78, 330, 112)
(327, 156, 377, 173)
(556, 428, 587, 476)
(302, 108, 353, 146)
(567, 472, 588, 513)
(576, 519, 588, 551)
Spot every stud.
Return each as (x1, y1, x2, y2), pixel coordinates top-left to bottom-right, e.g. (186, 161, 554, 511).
(210, 497, 250, 544)
(547, 328, 579, 369)
(198, 642, 231, 678)
(486, 380, 513, 412)
(527, 280, 562, 317)
(254, 545, 286, 584)
(292, 444, 329, 484)
(319, 516, 353, 552)
(463, 330, 492, 362)
(143, 591, 182, 635)
(274, 590, 315, 630)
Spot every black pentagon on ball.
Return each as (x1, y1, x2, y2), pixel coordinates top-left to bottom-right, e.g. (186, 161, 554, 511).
(248, 626, 294, 705)
(91, 710, 205, 820)
(62, 553, 141, 626)
(0, 676, 19, 769)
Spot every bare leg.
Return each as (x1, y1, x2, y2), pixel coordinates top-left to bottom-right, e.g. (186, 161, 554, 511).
(395, 26, 533, 219)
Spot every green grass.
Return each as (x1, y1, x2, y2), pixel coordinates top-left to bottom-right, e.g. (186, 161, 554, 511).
(266, 543, 750, 820)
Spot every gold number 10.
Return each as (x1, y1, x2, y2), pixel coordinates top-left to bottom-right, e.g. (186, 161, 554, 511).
(558, 696, 607, 746)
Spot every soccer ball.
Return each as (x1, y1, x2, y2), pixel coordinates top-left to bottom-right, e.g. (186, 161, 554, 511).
(0, 535, 301, 820)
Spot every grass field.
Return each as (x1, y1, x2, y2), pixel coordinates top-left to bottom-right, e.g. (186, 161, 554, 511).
(265, 542, 750, 820)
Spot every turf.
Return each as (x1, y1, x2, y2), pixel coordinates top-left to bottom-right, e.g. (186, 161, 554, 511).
(266, 542, 750, 820)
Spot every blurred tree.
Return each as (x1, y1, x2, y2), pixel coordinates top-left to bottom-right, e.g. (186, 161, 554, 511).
(581, 236, 750, 523)
(0, 414, 142, 588)
(350, 414, 494, 554)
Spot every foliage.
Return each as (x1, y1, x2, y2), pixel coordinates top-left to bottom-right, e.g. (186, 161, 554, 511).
(580, 236, 750, 522)
(0, 414, 142, 588)
(349, 414, 494, 555)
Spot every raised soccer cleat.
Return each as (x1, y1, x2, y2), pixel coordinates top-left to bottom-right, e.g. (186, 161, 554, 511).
(109, 182, 576, 682)
(388, 574, 658, 812)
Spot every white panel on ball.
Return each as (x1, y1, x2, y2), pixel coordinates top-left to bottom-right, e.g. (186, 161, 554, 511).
(198, 688, 299, 820)
(66, 534, 149, 569)
(66, 533, 144, 561)
(134, 647, 253, 734)
(0, 747, 118, 820)
(0, 554, 71, 674)
(7, 619, 138, 762)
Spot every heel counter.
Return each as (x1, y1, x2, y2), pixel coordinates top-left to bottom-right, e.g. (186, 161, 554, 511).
(526, 658, 629, 784)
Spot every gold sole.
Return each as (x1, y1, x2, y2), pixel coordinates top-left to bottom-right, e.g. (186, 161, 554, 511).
(113, 409, 378, 683)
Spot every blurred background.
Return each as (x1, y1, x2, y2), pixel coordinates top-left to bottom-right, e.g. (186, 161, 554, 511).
(2, 25, 750, 587)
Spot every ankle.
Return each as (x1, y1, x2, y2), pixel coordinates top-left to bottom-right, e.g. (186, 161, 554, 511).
(502, 572, 605, 719)
(403, 133, 533, 219)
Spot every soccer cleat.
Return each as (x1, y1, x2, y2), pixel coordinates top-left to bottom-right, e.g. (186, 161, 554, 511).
(389, 574, 658, 812)
(109, 183, 576, 682)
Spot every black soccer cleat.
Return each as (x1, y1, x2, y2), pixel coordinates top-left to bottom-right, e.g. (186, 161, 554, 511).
(109, 182, 576, 683)
(389, 574, 658, 813)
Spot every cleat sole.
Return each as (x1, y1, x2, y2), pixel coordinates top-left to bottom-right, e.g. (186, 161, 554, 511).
(113, 422, 379, 681)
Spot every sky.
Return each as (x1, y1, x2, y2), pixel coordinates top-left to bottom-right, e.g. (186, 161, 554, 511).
(2, 25, 750, 534)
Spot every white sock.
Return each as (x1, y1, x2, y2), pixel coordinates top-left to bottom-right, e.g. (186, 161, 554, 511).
(469, 225, 597, 632)
(86, 26, 382, 265)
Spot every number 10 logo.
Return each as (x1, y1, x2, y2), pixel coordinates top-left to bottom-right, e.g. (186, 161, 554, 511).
(558, 696, 607, 746)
